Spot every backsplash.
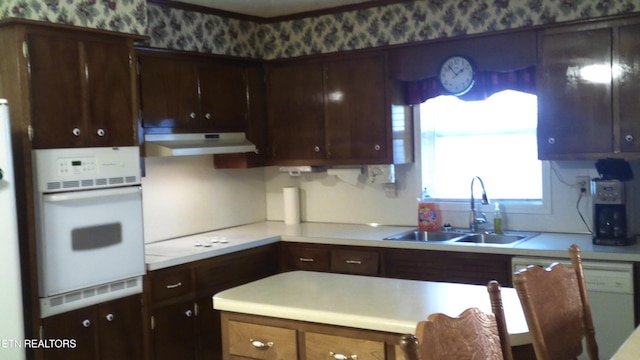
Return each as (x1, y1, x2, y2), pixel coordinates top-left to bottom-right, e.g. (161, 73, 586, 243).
(2, 1, 639, 59)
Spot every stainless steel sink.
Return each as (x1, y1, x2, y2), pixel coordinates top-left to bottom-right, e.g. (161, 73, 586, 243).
(384, 229, 538, 246)
(383, 230, 467, 242)
(453, 233, 525, 245)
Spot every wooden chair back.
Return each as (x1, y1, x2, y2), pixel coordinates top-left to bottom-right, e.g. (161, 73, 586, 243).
(513, 244, 598, 360)
(399, 280, 513, 360)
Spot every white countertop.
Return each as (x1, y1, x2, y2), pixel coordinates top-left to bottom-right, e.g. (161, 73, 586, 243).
(612, 324, 640, 359)
(145, 221, 640, 270)
(213, 270, 531, 346)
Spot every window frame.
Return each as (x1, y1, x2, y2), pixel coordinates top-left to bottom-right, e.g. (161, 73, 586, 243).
(415, 92, 552, 216)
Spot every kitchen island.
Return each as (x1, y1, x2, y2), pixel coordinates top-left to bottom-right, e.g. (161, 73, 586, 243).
(213, 271, 530, 360)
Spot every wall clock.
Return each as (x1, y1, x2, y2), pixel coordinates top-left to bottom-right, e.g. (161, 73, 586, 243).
(438, 55, 476, 96)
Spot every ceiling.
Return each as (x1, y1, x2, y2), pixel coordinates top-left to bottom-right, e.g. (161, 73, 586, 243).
(166, 0, 379, 18)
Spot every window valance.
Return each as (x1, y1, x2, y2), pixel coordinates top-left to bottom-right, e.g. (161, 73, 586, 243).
(404, 66, 536, 104)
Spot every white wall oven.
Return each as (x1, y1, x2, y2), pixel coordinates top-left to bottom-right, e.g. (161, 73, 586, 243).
(33, 147, 145, 317)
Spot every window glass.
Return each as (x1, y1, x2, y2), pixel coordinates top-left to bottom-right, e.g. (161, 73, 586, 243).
(420, 90, 543, 203)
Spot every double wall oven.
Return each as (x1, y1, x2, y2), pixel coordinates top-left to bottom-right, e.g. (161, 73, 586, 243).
(33, 147, 145, 317)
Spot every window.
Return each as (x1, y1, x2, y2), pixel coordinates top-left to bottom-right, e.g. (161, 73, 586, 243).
(420, 90, 550, 213)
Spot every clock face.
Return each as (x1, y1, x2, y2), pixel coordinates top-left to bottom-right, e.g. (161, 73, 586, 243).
(438, 56, 475, 96)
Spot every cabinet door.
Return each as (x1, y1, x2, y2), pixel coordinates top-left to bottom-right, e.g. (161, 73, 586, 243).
(42, 307, 97, 360)
(152, 301, 197, 360)
(195, 295, 222, 360)
(537, 28, 612, 158)
(97, 295, 144, 359)
(85, 39, 136, 146)
(383, 248, 512, 286)
(619, 23, 640, 153)
(198, 61, 248, 132)
(139, 56, 199, 128)
(267, 62, 325, 162)
(324, 55, 389, 164)
(27, 33, 85, 149)
(246, 64, 268, 164)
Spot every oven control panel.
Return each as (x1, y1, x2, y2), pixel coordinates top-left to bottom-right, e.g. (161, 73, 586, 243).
(56, 157, 98, 176)
(33, 146, 141, 192)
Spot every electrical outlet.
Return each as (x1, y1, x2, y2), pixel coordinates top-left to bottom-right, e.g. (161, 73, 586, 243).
(577, 176, 591, 197)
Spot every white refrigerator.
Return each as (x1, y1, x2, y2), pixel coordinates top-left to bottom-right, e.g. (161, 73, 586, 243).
(0, 99, 26, 359)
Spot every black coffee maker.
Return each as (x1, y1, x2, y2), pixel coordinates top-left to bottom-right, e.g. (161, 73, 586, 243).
(592, 159, 634, 246)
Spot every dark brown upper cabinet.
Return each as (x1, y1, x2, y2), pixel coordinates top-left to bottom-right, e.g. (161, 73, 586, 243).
(266, 60, 326, 164)
(2, 22, 141, 148)
(266, 52, 411, 165)
(137, 50, 248, 132)
(537, 18, 640, 160)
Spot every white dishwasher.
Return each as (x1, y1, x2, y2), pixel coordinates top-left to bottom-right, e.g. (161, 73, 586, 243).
(511, 257, 635, 359)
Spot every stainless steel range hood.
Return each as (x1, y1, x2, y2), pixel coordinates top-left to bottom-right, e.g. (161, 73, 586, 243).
(144, 133, 256, 157)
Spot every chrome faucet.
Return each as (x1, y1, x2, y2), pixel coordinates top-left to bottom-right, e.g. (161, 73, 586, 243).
(470, 176, 489, 232)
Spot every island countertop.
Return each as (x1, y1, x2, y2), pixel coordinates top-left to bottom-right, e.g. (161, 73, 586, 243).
(213, 270, 531, 346)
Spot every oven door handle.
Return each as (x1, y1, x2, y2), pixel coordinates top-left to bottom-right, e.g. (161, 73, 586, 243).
(44, 187, 141, 202)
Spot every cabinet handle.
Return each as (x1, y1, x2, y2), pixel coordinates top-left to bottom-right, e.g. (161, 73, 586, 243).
(72, 128, 81, 136)
(329, 352, 358, 360)
(299, 257, 315, 262)
(166, 282, 182, 289)
(547, 137, 556, 145)
(345, 259, 362, 265)
(190, 112, 197, 119)
(105, 313, 114, 322)
(82, 319, 91, 328)
(185, 310, 193, 317)
(249, 339, 274, 349)
(314, 146, 320, 152)
(96, 128, 105, 137)
(205, 113, 212, 120)
(625, 134, 634, 142)
(374, 144, 381, 151)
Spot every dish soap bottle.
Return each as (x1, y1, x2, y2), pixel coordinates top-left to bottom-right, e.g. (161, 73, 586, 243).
(493, 202, 503, 234)
(418, 188, 439, 231)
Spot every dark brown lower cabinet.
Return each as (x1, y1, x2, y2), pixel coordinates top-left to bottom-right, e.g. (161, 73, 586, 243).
(151, 301, 197, 360)
(146, 244, 279, 360)
(383, 248, 513, 286)
(279, 242, 513, 286)
(41, 295, 144, 360)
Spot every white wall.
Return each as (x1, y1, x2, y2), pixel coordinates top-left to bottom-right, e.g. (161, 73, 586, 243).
(264, 160, 600, 234)
(141, 156, 266, 243)
(140, 145, 640, 240)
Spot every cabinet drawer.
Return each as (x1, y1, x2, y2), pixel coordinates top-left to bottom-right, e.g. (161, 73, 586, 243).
(286, 246, 331, 272)
(228, 321, 297, 360)
(331, 249, 379, 276)
(305, 332, 385, 360)
(150, 266, 193, 302)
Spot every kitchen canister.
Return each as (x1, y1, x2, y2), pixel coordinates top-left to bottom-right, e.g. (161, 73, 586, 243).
(283, 186, 300, 224)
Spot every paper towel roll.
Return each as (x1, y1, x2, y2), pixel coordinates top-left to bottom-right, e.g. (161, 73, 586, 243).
(283, 187, 300, 225)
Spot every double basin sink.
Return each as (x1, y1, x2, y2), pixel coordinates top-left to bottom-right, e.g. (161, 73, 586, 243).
(383, 229, 539, 247)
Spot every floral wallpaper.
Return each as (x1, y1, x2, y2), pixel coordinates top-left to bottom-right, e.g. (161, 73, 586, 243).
(1, 0, 639, 59)
(0, 0, 147, 35)
(145, 4, 259, 56)
(145, 0, 640, 59)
